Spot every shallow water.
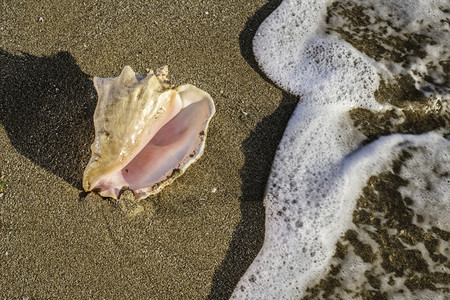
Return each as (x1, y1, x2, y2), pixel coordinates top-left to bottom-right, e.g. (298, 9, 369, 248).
(232, 0, 449, 298)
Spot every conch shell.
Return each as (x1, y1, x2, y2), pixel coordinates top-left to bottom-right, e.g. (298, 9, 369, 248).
(83, 66, 215, 200)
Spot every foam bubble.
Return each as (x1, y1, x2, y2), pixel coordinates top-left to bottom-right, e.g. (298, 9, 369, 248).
(325, 0, 450, 96)
(232, 0, 449, 298)
(302, 133, 450, 299)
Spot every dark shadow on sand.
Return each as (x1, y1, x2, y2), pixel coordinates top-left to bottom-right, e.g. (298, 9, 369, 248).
(208, 1, 299, 298)
(0, 49, 96, 189)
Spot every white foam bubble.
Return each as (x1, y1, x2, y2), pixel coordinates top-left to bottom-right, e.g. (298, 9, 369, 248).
(326, 0, 450, 96)
(397, 140, 450, 231)
(312, 132, 449, 299)
(232, 0, 449, 298)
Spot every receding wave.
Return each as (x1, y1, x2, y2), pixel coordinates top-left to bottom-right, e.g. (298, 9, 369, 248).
(232, 0, 449, 299)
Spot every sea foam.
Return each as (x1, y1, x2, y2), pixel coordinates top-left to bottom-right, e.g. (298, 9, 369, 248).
(232, 0, 449, 298)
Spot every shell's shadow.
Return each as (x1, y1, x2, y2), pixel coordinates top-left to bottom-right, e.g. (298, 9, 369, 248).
(0, 49, 96, 189)
(207, 1, 298, 298)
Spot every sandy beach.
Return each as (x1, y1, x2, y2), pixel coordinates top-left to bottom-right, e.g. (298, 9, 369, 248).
(1, 1, 297, 298)
(4, 0, 449, 299)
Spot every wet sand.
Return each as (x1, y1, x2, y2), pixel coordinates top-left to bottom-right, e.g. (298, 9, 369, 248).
(1, 1, 297, 299)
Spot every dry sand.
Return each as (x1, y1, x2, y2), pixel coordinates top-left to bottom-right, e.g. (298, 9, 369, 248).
(1, 1, 298, 299)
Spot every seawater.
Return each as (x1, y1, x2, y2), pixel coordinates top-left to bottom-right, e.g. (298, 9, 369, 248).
(232, 0, 449, 299)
